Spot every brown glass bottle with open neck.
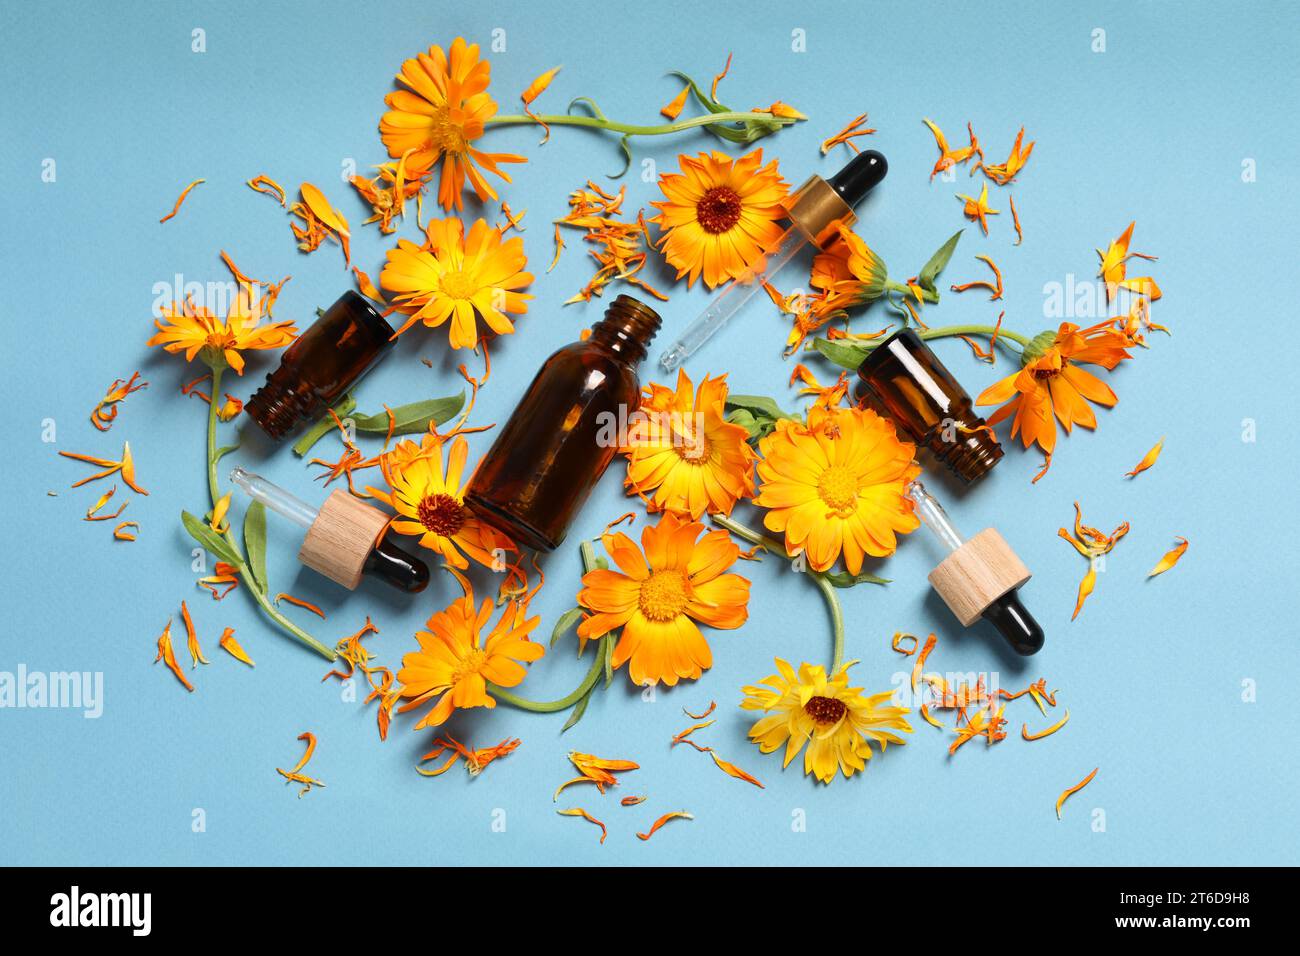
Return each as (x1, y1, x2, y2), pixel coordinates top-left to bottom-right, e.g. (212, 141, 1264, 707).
(855, 328, 1002, 483)
(466, 295, 662, 551)
(246, 291, 396, 440)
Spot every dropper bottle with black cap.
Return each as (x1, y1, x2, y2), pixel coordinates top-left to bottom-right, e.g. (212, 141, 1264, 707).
(659, 150, 888, 372)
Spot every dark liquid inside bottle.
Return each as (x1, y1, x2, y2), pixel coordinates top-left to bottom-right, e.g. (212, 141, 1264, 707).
(246, 291, 396, 440)
(466, 295, 661, 551)
(855, 328, 1002, 483)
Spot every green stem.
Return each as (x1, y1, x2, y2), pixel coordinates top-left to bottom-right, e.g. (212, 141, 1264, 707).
(487, 111, 782, 137)
(202, 363, 336, 661)
(490, 537, 606, 712)
(711, 514, 845, 674)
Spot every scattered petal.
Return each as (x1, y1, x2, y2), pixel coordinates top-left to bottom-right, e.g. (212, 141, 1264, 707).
(1022, 709, 1070, 741)
(1125, 437, 1164, 478)
(154, 620, 194, 692)
(159, 179, 204, 223)
(1148, 537, 1188, 578)
(637, 810, 693, 841)
(1056, 767, 1098, 820)
(219, 627, 255, 667)
(557, 807, 607, 844)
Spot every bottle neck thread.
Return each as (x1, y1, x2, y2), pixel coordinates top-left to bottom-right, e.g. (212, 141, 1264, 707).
(589, 294, 661, 363)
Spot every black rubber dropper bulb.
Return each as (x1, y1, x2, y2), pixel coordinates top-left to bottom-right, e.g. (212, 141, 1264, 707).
(364, 534, 431, 593)
(828, 149, 888, 206)
(982, 591, 1045, 656)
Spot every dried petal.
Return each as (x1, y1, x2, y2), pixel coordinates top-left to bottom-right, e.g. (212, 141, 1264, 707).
(709, 751, 764, 788)
(154, 620, 194, 692)
(159, 179, 204, 223)
(1056, 767, 1098, 819)
(1124, 437, 1164, 478)
(1148, 537, 1188, 578)
(219, 627, 255, 667)
(1022, 709, 1070, 741)
(556, 807, 607, 844)
(637, 810, 692, 841)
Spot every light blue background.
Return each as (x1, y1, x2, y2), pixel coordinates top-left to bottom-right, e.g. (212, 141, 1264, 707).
(2, 0, 1297, 866)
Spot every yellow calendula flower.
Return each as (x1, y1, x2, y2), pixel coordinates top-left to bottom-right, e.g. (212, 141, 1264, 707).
(368, 434, 513, 570)
(396, 584, 543, 729)
(741, 658, 911, 784)
(576, 512, 750, 688)
(623, 370, 756, 520)
(754, 405, 920, 574)
(147, 287, 297, 374)
(650, 148, 789, 288)
(379, 37, 525, 210)
(380, 217, 533, 349)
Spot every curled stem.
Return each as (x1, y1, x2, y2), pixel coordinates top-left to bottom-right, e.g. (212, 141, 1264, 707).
(490, 537, 607, 713)
(710, 514, 845, 674)
(202, 364, 336, 661)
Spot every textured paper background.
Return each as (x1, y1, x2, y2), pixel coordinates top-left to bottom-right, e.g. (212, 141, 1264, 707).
(2, 0, 1296, 865)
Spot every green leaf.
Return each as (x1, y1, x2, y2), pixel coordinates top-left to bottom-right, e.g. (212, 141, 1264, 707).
(917, 229, 963, 293)
(811, 337, 872, 370)
(550, 606, 585, 650)
(725, 394, 790, 420)
(821, 569, 891, 588)
(214, 442, 240, 465)
(561, 689, 592, 733)
(181, 510, 242, 566)
(243, 501, 267, 594)
(350, 393, 466, 437)
(292, 394, 358, 457)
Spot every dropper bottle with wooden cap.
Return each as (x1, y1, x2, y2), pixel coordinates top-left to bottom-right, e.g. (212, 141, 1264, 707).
(466, 295, 661, 552)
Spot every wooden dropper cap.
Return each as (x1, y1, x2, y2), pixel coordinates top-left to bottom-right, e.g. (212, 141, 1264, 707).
(297, 489, 392, 590)
(910, 481, 1044, 655)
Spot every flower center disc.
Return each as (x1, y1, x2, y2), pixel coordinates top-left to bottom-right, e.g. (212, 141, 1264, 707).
(804, 695, 847, 725)
(418, 493, 466, 537)
(675, 425, 711, 463)
(451, 647, 487, 683)
(696, 186, 743, 234)
(638, 569, 690, 622)
(427, 106, 470, 154)
(817, 464, 859, 513)
(440, 270, 478, 301)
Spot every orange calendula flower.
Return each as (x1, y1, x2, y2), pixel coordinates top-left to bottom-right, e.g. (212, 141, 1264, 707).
(741, 659, 911, 784)
(380, 217, 533, 349)
(923, 119, 982, 179)
(379, 38, 526, 210)
(59, 441, 149, 495)
(623, 370, 757, 520)
(754, 405, 920, 574)
(650, 148, 789, 289)
(976, 321, 1135, 455)
(1097, 221, 1161, 302)
(147, 287, 297, 374)
(956, 182, 999, 234)
(369, 433, 513, 570)
(576, 513, 751, 688)
(395, 582, 543, 729)
(975, 126, 1034, 184)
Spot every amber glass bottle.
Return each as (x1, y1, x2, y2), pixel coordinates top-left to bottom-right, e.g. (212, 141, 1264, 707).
(246, 291, 396, 440)
(466, 295, 662, 551)
(855, 329, 1002, 483)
